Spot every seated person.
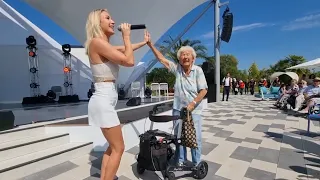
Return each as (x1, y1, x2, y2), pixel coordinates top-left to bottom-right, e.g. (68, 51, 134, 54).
(292, 80, 308, 111)
(298, 77, 320, 113)
(274, 83, 287, 106)
(307, 74, 316, 85)
(258, 78, 264, 87)
(272, 77, 281, 87)
(274, 80, 299, 107)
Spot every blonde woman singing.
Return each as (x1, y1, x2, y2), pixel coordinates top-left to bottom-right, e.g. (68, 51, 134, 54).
(85, 9, 150, 180)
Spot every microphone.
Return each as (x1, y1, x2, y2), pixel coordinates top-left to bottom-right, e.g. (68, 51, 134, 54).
(117, 24, 146, 31)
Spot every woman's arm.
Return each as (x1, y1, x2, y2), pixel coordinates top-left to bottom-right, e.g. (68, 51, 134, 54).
(91, 37, 134, 67)
(114, 30, 149, 52)
(193, 89, 208, 104)
(147, 42, 171, 70)
(114, 41, 147, 52)
(90, 24, 134, 67)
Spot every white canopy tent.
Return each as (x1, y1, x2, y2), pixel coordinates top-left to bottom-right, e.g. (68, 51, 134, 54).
(23, 0, 208, 88)
(286, 58, 320, 71)
(0, 1, 93, 103)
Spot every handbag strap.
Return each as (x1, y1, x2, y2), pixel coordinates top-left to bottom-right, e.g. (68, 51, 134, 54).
(187, 109, 191, 122)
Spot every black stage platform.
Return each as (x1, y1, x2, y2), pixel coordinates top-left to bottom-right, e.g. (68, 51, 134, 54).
(0, 97, 174, 126)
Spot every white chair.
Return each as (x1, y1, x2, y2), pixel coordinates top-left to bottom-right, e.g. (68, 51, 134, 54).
(131, 81, 141, 97)
(151, 83, 160, 97)
(160, 83, 169, 96)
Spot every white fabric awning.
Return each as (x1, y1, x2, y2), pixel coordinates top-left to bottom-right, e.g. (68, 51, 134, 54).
(23, 0, 208, 84)
(286, 58, 320, 70)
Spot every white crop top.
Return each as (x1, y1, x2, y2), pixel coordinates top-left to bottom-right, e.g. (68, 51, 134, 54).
(90, 61, 120, 82)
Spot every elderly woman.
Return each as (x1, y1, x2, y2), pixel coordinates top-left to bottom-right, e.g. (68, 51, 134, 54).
(147, 38, 208, 167)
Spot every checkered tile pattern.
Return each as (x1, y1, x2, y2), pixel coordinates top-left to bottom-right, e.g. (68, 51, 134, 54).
(20, 95, 320, 180)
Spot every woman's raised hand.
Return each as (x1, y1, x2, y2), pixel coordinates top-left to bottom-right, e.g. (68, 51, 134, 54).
(144, 30, 151, 44)
(120, 23, 131, 37)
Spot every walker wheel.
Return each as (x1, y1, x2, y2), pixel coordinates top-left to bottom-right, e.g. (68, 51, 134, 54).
(166, 172, 175, 180)
(136, 163, 145, 174)
(195, 161, 208, 179)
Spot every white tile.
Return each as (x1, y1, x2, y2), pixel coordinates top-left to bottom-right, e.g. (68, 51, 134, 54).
(259, 138, 281, 150)
(250, 159, 277, 173)
(203, 141, 238, 165)
(240, 141, 260, 149)
(215, 158, 250, 180)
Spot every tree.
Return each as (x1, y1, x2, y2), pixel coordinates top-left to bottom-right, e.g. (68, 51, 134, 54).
(237, 69, 248, 81)
(259, 68, 272, 80)
(158, 36, 209, 63)
(204, 55, 239, 82)
(269, 55, 309, 76)
(146, 68, 175, 88)
(248, 62, 260, 80)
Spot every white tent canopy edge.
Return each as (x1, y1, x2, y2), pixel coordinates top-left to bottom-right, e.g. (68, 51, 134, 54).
(286, 58, 320, 70)
(23, 0, 208, 87)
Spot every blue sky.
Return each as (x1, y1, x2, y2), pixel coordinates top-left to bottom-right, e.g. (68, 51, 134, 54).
(5, 0, 320, 71)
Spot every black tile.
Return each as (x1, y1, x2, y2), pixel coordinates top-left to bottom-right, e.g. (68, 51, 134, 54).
(253, 124, 270, 132)
(230, 146, 258, 162)
(245, 167, 276, 180)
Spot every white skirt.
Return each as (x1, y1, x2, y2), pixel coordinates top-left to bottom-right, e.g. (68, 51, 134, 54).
(88, 82, 120, 128)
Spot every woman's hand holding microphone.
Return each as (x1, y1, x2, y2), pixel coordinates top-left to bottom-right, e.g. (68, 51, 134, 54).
(119, 23, 131, 38)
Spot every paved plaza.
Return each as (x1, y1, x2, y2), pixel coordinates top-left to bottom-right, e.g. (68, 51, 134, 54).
(22, 95, 320, 180)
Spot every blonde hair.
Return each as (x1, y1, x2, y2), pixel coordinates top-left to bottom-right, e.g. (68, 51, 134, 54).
(84, 9, 107, 54)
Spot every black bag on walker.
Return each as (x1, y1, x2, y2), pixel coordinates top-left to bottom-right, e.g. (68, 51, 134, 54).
(137, 130, 169, 171)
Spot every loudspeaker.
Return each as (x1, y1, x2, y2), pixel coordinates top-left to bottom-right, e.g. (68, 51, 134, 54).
(221, 12, 233, 43)
(118, 88, 126, 100)
(207, 84, 217, 103)
(202, 62, 209, 73)
(22, 95, 49, 104)
(126, 97, 141, 106)
(145, 87, 152, 98)
(0, 111, 15, 131)
(58, 95, 80, 103)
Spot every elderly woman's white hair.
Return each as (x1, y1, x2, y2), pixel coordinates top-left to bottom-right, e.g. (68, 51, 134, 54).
(177, 46, 197, 60)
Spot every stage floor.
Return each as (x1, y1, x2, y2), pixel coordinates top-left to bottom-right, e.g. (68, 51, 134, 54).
(0, 96, 173, 126)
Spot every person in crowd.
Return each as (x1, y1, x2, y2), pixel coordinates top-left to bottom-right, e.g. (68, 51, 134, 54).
(274, 79, 299, 108)
(298, 77, 320, 113)
(258, 78, 264, 87)
(147, 35, 208, 167)
(291, 80, 308, 111)
(84, 9, 150, 180)
(249, 78, 256, 95)
(307, 74, 316, 85)
(233, 79, 239, 95)
(272, 77, 281, 87)
(274, 83, 286, 104)
(222, 73, 232, 101)
(262, 78, 268, 87)
(244, 79, 249, 94)
(301, 74, 307, 82)
(239, 80, 245, 95)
